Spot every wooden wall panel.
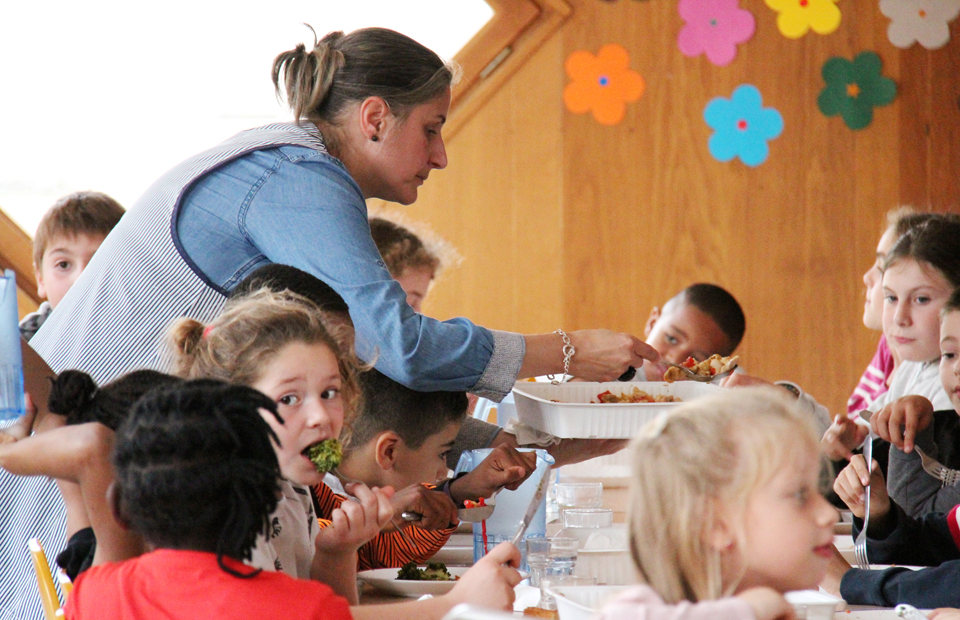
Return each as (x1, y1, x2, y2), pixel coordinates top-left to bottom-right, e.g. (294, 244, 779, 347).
(373, 0, 959, 415)
(373, 34, 565, 335)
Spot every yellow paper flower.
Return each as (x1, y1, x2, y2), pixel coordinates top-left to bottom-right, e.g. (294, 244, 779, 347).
(764, 0, 841, 38)
(563, 44, 645, 126)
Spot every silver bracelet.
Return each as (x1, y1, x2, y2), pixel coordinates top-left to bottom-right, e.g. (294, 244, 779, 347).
(549, 329, 576, 385)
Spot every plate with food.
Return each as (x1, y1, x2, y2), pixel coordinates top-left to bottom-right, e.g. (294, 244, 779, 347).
(357, 561, 466, 598)
(512, 381, 722, 438)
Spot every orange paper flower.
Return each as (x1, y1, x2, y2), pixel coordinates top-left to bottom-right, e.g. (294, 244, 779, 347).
(563, 44, 645, 125)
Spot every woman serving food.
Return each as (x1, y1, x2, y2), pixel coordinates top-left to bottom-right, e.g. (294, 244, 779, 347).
(31, 26, 657, 400)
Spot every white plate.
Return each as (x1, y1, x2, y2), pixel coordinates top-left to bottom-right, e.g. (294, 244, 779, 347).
(358, 566, 469, 598)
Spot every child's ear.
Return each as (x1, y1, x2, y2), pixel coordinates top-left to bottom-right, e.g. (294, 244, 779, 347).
(106, 481, 132, 531)
(374, 431, 403, 472)
(705, 511, 737, 552)
(34, 265, 46, 300)
(644, 306, 660, 339)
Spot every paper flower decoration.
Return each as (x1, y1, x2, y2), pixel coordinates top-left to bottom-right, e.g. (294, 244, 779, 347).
(563, 44, 645, 126)
(818, 51, 896, 130)
(678, 0, 756, 66)
(879, 0, 960, 49)
(704, 85, 783, 167)
(764, 0, 841, 38)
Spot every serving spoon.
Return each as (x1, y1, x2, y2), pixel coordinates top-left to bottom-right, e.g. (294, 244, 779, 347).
(618, 361, 739, 383)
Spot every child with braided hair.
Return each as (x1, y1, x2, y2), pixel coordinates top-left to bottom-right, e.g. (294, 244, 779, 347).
(65, 380, 522, 619)
(0, 369, 181, 577)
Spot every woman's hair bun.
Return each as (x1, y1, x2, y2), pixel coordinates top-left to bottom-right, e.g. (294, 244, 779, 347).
(48, 370, 98, 421)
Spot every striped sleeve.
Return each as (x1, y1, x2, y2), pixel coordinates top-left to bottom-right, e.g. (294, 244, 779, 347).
(312, 482, 456, 570)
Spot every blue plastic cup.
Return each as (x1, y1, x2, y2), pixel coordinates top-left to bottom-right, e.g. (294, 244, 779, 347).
(0, 270, 26, 422)
(454, 448, 555, 570)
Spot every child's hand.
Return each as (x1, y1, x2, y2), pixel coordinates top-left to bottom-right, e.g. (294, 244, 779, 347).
(390, 485, 458, 531)
(833, 454, 890, 521)
(315, 482, 395, 555)
(447, 542, 522, 610)
(450, 445, 538, 504)
(736, 587, 796, 620)
(0, 394, 38, 444)
(872, 395, 934, 453)
(929, 609, 960, 620)
(821, 414, 870, 461)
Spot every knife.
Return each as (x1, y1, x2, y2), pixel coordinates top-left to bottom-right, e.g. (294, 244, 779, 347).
(510, 465, 552, 548)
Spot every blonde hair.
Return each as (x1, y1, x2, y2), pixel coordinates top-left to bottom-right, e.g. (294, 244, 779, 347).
(166, 288, 362, 429)
(627, 387, 820, 604)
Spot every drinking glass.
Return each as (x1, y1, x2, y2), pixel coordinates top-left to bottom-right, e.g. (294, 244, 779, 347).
(0, 270, 25, 422)
(554, 482, 603, 517)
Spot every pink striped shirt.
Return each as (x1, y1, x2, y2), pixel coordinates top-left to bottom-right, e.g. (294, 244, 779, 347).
(848, 336, 896, 416)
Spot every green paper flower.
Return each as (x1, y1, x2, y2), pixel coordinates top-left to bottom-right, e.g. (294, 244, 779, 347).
(817, 51, 896, 130)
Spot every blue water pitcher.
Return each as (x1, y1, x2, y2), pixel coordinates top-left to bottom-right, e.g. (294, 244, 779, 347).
(455, 448, 554, 570)
(0, 270, 26, 421)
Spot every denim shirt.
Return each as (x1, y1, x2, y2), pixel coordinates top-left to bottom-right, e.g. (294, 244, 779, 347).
(175, 142, 524, 399)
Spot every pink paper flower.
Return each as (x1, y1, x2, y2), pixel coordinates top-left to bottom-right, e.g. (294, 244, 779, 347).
(678, 0, 756, 66)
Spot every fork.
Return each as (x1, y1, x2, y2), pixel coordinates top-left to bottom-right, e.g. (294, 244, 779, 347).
(853, 411, 874, 570)
(333, 468, 418, 547)
(915, 447, 960, 486)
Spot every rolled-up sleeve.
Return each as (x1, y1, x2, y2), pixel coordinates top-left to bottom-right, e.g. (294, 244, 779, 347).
(242, 151, 524, 400)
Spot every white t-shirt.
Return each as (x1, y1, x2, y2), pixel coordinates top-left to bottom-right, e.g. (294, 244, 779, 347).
(248, 479, 317, 579)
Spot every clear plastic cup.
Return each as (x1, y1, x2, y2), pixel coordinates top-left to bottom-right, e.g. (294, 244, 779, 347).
(554, 482, 603, 517)
(0, 270, 25, 423)
(540, 573, 596, 610)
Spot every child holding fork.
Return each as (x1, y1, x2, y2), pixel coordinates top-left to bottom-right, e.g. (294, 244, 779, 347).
(823, 286, 960, 608)
(64, 380, 522, 619)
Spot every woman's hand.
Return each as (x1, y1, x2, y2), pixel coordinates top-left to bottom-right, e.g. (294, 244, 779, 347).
(489, 430, 628, 468)
(518, 331, 658, 383)
(872, 395, 934, 453)
(567, 330, 659, 382)
(736, 587, 797, 620)
(450, 444, 538, 504)
(821, 414, 870, 461)
(833, 454, 890, 522)
(315, 482, 395, 555)
(929, 609, 960, 620)
(447, 542, 522, 610)
(389, 485, 458, 531)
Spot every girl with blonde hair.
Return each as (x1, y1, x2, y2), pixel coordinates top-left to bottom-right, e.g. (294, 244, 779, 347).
(597, 387, 838, 620)
(167, 287, 388, 603)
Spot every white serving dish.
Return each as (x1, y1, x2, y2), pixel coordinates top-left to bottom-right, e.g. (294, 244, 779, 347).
(551, 585, 632, 620)
(357, 566, 468, 598)
(784, 590, 843, 620)
(512, 381, 722, 438)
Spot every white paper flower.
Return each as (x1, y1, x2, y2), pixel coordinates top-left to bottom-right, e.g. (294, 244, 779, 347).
(879, 0, 960, 49)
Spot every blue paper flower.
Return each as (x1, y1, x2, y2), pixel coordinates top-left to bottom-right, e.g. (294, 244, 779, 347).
(704, 84, 783, 167)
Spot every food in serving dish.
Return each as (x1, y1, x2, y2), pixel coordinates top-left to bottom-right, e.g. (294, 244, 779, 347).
(306, 438, 342, 474)
(663, 355, 739, 383)
(396, 561, 458, 581)
(594, 387, 681, 404)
